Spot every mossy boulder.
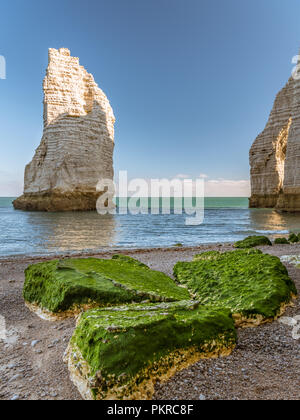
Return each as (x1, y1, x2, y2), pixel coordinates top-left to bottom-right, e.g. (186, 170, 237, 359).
(173, 250, 297, 326)
(288, 233, 299, 244)
(111, 254, 149, 268)
(274, 238, 290, 245)
(193, 251, 221, 261)
(234, 236, 272, 249)
(64, 301, 237, 400)
(23, 256, 190, 318)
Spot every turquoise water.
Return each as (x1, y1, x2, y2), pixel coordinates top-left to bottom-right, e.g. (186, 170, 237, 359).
(0, 197, 300, 258)
(113, 197, 249, 209)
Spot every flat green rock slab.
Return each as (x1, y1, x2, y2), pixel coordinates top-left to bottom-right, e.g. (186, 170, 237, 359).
(174, 250, 297, 322)
(23, 255, 190, 315)
(66, 301, 236, 400)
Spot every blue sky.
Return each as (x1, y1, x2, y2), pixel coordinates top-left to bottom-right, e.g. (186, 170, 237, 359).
(0, 0, 300, 196)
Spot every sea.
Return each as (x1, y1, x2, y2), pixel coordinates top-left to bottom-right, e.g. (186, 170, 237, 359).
(0, 197, 300, 258)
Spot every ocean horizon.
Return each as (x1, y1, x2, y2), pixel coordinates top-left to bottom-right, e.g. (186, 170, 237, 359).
(1, 196, 299, 258)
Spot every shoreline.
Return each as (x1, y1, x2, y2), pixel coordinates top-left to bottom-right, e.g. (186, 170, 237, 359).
(0, 242, 300, 400)
(0, 243, 233, 264)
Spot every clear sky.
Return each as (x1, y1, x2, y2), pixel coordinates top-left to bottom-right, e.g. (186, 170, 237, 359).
(0, 0, 300, 197)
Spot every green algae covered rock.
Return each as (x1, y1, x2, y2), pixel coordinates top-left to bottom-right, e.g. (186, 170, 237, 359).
(23, 256, 190, 319)
(174, 250, 297, 326)
(64, 301, 237, 400)
(234, 236, 272, 249)
(274, 238, 290, 245)
(111, 254, 149, 268)
(288, 233, 299, 243)
(193, 251, 221, 261)
(193, 249, 263, 262)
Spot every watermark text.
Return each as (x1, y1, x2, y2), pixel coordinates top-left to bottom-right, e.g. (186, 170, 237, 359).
(96, 171, 204, 226)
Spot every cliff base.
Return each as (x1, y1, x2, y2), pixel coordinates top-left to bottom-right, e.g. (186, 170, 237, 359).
(249, 194, 300, 212)
(13, 191, 102, 212)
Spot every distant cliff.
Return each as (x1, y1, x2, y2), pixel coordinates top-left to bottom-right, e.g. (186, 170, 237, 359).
(249, 69, 300, 212)
(14, 48, 115, 211)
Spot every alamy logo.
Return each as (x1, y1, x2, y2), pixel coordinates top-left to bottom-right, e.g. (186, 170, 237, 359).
(0, 315, 7, 340)
(0, 55, 6, 79)
(96, 171, 205, 226)
(279, 316, 300, 340)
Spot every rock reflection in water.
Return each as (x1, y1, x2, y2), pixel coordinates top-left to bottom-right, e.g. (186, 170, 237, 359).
(25, 212, 117, 254)
(249, 209, 300, 235)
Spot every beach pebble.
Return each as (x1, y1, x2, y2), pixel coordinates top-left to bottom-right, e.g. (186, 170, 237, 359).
(8, 363, 17, 369)
(9, 374, 22, 382)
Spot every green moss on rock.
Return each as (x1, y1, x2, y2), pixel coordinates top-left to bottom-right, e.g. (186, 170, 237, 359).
(234, 236, 272, 249)
(274, 238, 290, 245)
(288, 233, 299, 243)
(111, 254, 149, 269)
(65, 301, 237, 400)
(193, 251, 221, 261)
(23, 256, 190, 316)
(173, 250, 297, 324)
(194, 249, 263, 262)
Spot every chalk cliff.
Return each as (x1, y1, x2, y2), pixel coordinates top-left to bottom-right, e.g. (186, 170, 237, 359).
(249, 71, 300, 211)
(14, 48, 115, 211)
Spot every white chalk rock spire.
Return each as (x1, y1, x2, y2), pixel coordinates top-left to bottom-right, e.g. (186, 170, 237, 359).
(14, 48, 115, 211)
(250, 55, 300, 211)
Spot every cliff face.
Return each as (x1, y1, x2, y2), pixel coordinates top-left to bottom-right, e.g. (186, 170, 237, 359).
(14, 48, 115, 211)
(249, 73, 300, 211)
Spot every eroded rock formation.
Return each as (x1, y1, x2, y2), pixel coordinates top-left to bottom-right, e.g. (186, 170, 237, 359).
(249, 72, 300, 211)
(14, 48, 115, 211)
